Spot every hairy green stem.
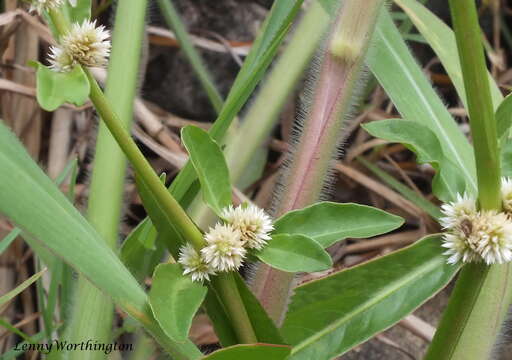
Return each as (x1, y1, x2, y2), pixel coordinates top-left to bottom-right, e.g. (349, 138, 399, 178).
(251, 0, 384, 324)
(64, 1, 148, 356)
(426, 1, 510, 359)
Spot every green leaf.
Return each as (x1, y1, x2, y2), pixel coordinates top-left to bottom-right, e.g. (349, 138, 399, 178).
(135, 173, 184, 258)
(233, 274, 286, 345)
(32, 63, 90, 111)
(62, 0, 92, 24)
(273, 201, 404, 248)
(120, 218, 164, 283)
(367, 10, 477, 194)
(501, 140, 512, 177)
(497, 93, 512, 141)
(281, 235, 459, 360)
(168, 0, 303, 206)
(0, 121, 201, 358)
(202, 344, 291, 360)
(0, 268, 46, 307)
(394, 0, 503, 110)
(363, 119, 466, 201)
(181, 126, 232, 215)
(256, 234, 332, 272)
(149, 263, 207, 342)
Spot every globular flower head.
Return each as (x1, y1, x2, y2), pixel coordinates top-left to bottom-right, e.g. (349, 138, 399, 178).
(29, 0, 64, 15)
(221, 204, 274, 250)
(469, 211, 512, 265)
(178, 243, 215, 282)
(439, 193, 476, 230)
(201, 224, 246, 272)
(59, 20, 110, 69)
(48, 46, 75, 72)
(441, 227, 480, 265)
(501, 177, 512, 214)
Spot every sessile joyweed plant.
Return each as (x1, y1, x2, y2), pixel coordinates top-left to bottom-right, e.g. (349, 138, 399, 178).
(1, 0, 512, 359)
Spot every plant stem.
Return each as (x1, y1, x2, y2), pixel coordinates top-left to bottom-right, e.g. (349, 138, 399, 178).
(251, 0, 384, 324)
(65, 1, 148, 357)
(211, 274, 257, 343)
(426, 1, 510, 359)
(83, 68, 205, 251)
(448, 0, 501, 210)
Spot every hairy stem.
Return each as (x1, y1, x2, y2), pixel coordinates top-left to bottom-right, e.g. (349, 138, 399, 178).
(426, 1, 511, 359)
(251, 0, 384, 324)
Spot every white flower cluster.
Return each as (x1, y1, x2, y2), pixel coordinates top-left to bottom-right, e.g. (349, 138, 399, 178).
(48, 20, 111, 72)
(440, 178, 512, 265)
(178, 204, 274, 282)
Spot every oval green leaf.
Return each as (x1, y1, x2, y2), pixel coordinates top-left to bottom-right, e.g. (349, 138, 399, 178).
(282, 235, 460, 360)
(149, 263, 207, 342)
(273, 202, 404, 248)
(363, 119, 466, 201)
(256, 234, 332, 272)
(33, 63, 90, 111)
(202, 344, 291, 360)
(181, 125, 232, 215)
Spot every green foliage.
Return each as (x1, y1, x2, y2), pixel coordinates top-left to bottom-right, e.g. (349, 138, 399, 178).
(149, 264, 207, 342)
(394, 0, 503, 110)
(273, 202, 404, 248)
(0, 268, 46, 307)
(233, 274, 285, 344)
(363, 119, 466, 201)
(256, 234, 332, 272)
(0, 121, 201, 359)
(496, 93, 512, 141)
(203, 344, 291, 360)
(32, 63, 90, 111)
(282, 235, 459, 360)
(367, 10, 477, 194)
(168, 0, 303, 205)
(182, 126, 232, 215)
(135, 173, 184, 257)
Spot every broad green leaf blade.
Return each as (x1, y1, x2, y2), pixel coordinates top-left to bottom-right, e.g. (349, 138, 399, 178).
(357, 157, 442, 219)
(120, 218, 165, 283)
(282, 235, 459, 360)
(363, 119, 466, 201)
(202, 344, 291, 360)
(33, 63, 90, 111)
(497, 93, 512, 141)
(149, 264, 207, 342)
(367, 10, 477, 194)
(169, 0, 303, 204)
(394, 0, 503, 110)
(135, 174, 184, 258)
(233, 274, 285, 345)
(256, 234, 332, 272)
(181, 126, 232, 215)
(273, 202, 404, 248)
(0, 268, 46, 307)
(0, 122, 201, 359)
